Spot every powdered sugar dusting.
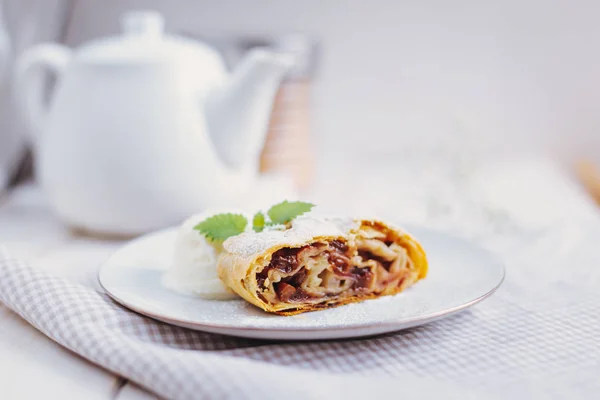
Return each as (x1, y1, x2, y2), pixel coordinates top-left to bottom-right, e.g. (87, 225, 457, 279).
(223, 215, 360, 258)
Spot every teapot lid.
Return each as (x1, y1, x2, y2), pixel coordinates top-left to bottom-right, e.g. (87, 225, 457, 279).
(76, 10, 225, 72)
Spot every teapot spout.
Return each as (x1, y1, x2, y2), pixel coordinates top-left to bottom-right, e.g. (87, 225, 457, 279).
(205, 48, 294, 171)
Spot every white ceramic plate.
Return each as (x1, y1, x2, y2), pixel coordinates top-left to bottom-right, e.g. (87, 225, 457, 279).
(98, 226, 504, 340)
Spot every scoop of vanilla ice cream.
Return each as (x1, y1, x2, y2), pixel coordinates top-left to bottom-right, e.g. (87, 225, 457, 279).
(163, 211, 244, 300)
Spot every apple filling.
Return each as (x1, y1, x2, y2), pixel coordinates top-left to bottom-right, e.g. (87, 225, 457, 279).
(255, 225, 415, 305)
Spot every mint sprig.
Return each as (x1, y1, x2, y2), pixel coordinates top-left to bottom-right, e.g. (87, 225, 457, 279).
(194, 201, 315, 242)
(252, 212, 266, 232)
(194, 213, 247, 242)
(267, 201, 315, 225)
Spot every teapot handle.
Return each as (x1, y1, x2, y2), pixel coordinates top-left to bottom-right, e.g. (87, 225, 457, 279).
(14, 44, 72, 143)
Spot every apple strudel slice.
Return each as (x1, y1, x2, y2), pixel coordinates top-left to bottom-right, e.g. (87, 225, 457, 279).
(218, 216, 428, 315)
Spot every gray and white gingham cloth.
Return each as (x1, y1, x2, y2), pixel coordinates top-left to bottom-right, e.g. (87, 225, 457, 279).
(1, 217, 600, 399)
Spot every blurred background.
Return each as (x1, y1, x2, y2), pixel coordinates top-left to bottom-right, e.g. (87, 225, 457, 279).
(2, 0, 600, 235)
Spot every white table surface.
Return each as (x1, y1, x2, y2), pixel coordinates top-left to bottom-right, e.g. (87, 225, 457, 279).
(0, 185, 157, 399)
(0, 156, 598, 399)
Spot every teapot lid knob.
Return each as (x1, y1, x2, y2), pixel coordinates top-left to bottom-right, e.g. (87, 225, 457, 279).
(121, 10, 164, 37)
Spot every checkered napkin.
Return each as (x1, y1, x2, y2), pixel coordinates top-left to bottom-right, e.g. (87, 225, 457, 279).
(1, 223, 600, 400)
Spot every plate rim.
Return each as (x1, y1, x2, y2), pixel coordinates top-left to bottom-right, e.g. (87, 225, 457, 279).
(98, 226, 505, 333)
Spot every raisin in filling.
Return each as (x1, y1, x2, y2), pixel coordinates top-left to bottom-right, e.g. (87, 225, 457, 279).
(257, 236, 410, 304)
(256, 247, 300, 288)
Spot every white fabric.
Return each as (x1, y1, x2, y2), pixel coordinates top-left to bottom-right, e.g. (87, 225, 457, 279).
(0, 157, 599, 399)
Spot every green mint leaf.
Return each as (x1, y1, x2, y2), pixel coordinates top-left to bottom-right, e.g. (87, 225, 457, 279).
(194, 213, 247, 242)
(252, 212, 265, 232)
(267, 200, 315, 225)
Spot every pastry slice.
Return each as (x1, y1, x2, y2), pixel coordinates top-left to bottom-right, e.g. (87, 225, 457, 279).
(218, 216, 427, 315)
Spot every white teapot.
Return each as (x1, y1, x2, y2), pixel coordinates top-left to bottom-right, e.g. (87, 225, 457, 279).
(14, 11, 294, 235)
